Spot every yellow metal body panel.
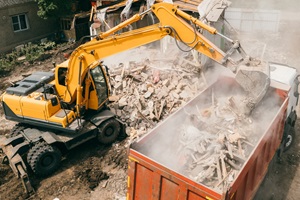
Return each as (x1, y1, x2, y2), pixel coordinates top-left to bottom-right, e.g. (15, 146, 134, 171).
(48, 110, 76, 128)
(2, 94, 23, 116)
(88, 90, 99, 110)
(2, 92, 75, 127)
(20, 95, 48, 120)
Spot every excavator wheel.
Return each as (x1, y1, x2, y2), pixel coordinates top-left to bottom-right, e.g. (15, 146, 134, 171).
(27, 141, 61, 177)
(97, 118, 121, 145)
(283, 125, 295, 152)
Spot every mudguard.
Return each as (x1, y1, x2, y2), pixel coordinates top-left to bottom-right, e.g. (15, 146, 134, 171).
(89, 109, 127, 139)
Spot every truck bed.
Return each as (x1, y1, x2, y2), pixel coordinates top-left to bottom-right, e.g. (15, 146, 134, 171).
(127, 77, 288, 200)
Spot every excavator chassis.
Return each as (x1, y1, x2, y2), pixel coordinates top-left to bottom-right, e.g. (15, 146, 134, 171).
(0, 110, 126, 195)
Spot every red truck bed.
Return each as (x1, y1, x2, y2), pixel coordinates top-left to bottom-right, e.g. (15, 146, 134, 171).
(127, 77, 288, 200)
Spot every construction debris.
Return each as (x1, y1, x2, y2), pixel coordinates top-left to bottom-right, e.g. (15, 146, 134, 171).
(106, 39, 266, 193)
(172, 93, 262, 192)
(107, 45, 206, 141)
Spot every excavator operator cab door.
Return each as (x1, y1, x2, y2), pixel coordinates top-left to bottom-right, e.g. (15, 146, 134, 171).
(89, 65, 109, 110)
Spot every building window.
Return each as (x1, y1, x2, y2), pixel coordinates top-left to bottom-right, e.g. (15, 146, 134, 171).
(12, 14, 29, 32)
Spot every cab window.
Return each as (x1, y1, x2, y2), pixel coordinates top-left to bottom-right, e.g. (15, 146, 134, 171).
(90, 66, 108, 105)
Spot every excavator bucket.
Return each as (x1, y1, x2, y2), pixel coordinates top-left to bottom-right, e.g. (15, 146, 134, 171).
(235, 61, 270, 115)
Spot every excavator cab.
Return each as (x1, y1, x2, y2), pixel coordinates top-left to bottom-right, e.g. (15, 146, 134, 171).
(88, 64, 110, 109)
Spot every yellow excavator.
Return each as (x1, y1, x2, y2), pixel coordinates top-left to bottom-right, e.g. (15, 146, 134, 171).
(0, 2, 269, 194)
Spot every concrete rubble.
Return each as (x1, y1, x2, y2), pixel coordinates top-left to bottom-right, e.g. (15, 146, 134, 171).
(107, 46, 207, 141)
(176, 95, 256, 192)
(106, 41, 264, 193)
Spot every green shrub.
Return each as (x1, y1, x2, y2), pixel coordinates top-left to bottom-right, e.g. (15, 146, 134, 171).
(0, 41, 56, 74)
(41, 41, 56, 50)
(23, 43, 44, 64)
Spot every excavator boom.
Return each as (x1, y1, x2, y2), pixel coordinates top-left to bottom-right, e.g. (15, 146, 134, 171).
(61, 3, 269, 114)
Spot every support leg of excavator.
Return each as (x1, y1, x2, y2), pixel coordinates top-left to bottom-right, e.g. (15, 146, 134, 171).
(0, 136, 34, 195)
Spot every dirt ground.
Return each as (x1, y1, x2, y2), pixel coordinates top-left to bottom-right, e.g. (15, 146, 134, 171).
(1, 1, 300, 199)
(0, 53, 130, 200)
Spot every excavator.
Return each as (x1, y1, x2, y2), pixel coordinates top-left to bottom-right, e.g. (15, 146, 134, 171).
(0, 2, 269, 194)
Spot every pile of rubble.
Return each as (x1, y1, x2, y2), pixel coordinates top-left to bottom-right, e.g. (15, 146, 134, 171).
(107, 44, 208, 141)
(106, 41, 270, 193)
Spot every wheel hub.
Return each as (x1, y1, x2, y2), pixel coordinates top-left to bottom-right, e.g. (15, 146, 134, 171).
(42, 155, 53, 167)
(105, 127, 114, 136)
(285, 135, 292, 147)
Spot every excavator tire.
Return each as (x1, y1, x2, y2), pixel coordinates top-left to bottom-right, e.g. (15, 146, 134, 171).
(97, 118, 121, 145)
(283, 125, 295, 152)
(27, 141, 61, 177)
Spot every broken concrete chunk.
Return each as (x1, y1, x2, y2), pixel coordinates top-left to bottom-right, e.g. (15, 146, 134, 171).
(141, 84, 148, 92)
(149, 112, 156, 120)
(148, 101, 154, 111)
(142, 109, 150, 116)
(157, 88, 168, 100)
(130, 109, 138, 121)
(168, 83, 176, 91)
(152, 69, 160, 84)
(122, 80, 127, 88)
(162, 79, 170, 87)
(134, 88, 139, 97)
(114, 82, 122, 90)
(144, 91, 152, 99)
(115, 75, 123, 82)
(148, 87, 155, 94)
(176, 82, 186, 90)
(141, 72, 148, 80)
(171, 91, 180, 99)
(172, 75, 179, 86)
(118, 96, 128, 107)
(109, 95, 119, 102)
(179, 90, 190, 99)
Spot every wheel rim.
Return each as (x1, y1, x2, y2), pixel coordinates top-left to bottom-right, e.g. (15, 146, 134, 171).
(41, 154, 54, 168)
(285, 135, 292, 147)
(105, 127, 114, 137)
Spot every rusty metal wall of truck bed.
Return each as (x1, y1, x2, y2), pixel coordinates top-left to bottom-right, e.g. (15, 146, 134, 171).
(127, 79, 288, 200)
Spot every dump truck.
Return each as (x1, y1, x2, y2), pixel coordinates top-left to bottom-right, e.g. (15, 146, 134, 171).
(1, 2, 270, 195)
(127, 63, 299, 200)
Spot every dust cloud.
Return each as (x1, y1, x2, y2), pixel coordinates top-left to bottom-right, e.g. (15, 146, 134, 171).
(132, 75, 284, 190)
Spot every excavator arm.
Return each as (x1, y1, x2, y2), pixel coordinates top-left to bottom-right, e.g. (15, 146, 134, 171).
(60, 2, 269, 114)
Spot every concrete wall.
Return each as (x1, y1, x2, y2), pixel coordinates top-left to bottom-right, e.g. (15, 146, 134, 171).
(0, 1, 58, 53)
